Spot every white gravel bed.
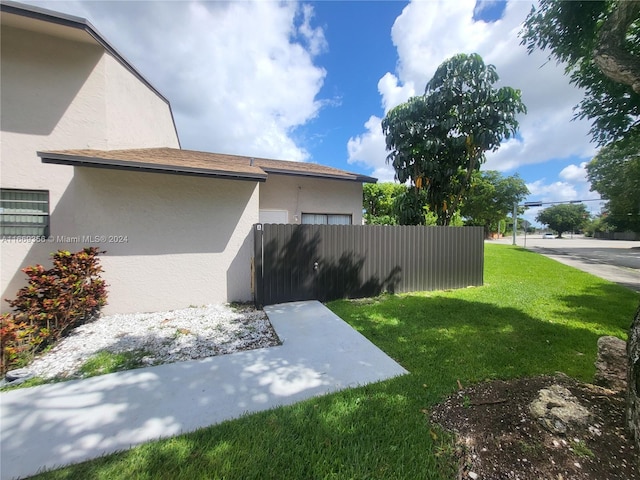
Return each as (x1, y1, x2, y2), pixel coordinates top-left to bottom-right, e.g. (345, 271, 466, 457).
(26, 304, 281, 380)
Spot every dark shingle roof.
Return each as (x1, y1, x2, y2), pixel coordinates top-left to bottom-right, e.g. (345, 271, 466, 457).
(38, 148, 377, 183)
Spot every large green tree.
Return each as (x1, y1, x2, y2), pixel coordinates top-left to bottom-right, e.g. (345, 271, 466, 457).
(363, 182, 406, 225)
(461, 171, 529, 237)
(381, 53, 526, 226)
(520, 0, 640, 146)
(586, 136, 640, 232)
(536, 203, 590, 238)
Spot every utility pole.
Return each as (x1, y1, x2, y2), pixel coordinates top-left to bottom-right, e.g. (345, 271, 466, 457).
(521, 201, 543, 246)
(512, 202, 518, 245)
(514, 199, 599, 246)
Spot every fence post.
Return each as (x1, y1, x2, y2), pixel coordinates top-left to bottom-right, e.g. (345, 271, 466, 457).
(253, 224, 264, 308)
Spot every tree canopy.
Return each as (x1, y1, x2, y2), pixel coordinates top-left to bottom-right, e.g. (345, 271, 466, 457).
(536, 203, 590, 238)
(461, 171, 529, 237)
(381, 53, 526, 226)
(362, 182, 406, 225)
(392, 186, 429, 226)
(520, 0, 640, 146)
(586, 136, 640, 232)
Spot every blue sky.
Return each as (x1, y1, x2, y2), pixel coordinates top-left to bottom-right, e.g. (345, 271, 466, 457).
(24, 0, 603, 225)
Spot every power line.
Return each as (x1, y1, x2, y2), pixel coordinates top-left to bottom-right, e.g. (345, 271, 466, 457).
(522, 198, 602, 207)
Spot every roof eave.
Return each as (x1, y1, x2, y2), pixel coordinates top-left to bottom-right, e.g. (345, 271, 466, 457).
(38, 152, 267, 182)
(261, 167, 377, 184)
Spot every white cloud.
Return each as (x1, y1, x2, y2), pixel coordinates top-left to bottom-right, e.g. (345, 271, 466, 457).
(391, 0, 492, 88)
(345, 73, 417, 184)
(528, 170, 600, 206)
(523, 175, 603, 226)
(559, 162, 588, 184)
(527, 179, 579, 203)
(377, 73, 415, 114)
(26, 0, 327, 162)
(346, 115, 390, 178)
(348, 0, 597, 179)
(297, 4, 328, 56)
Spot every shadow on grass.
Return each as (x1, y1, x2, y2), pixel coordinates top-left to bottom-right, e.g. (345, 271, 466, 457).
(27, 294, 634, 480)
(556, 282, 639, 333)
(30, 373, 457, 480)
(334, 295, 613, 387)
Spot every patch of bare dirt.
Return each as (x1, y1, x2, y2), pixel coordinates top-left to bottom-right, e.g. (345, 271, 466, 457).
(431, 374, 638, 480)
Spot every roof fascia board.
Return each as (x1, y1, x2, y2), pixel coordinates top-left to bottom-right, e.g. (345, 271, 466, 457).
(262, 168, 377, 184)
(38, 152, 267, 182)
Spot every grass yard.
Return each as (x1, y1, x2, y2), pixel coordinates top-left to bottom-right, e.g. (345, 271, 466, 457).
(30, 244, 639, 480)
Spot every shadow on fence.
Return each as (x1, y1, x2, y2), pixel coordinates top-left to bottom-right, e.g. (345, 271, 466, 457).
(259, 226, 401, 305)
(255, 224, 484, 306)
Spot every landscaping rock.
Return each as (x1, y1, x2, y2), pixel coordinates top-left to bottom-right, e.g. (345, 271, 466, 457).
(529, 384, 592, 434)
(594, 335, 627, 392)
(4, 368, 34, 385)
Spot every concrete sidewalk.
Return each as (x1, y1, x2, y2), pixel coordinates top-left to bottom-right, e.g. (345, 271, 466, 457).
(0, 301, 407, 480)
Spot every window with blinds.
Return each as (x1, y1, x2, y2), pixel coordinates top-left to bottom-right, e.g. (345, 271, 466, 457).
(0, 189, 50, 237)
(301, 213, 352, 225)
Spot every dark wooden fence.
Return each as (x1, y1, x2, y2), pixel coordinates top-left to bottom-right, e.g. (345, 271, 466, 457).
(253, 224, 484, 307)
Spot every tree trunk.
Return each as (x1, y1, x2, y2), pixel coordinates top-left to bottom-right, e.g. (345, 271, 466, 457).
(627, 301, 640, 472)
(593, 0, 640, 94)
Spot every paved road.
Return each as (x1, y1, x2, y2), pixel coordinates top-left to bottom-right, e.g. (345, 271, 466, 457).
(490, 235, 640, 292)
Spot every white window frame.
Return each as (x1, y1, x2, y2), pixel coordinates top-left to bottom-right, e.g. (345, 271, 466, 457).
(301, 213, 352, 225)
(0, 189, 50, 237)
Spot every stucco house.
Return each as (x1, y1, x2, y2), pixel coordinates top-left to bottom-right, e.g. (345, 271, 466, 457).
(0, 1, 376, 314)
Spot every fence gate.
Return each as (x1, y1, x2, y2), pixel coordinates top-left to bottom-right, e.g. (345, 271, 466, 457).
(253, 224, 484, 307)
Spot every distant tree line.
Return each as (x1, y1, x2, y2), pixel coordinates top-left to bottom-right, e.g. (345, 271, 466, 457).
(363, 169, 529, 238)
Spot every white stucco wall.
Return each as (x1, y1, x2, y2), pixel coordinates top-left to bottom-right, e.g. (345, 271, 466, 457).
(103, 56, 180, 149)
(1, 24, 181, 313)
(60, 168, 259, 314)
(259, 174, 364, 225)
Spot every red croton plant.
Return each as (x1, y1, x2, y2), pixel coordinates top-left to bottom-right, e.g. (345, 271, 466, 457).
(0, 247, 108, 374)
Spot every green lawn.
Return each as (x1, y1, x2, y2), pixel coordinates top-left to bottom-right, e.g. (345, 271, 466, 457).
(31, 244, 639, 480)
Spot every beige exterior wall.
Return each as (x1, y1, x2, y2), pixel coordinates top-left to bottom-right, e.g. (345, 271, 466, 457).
(103, 56, 180, 149)
(1, 24, 180, 313)
(2, 168, 258, 314)
(259, 174, 364, 225)
(66, 169, 258, 314)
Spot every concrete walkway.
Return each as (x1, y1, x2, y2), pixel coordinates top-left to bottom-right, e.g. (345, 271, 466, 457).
(0, 301, 407, 480)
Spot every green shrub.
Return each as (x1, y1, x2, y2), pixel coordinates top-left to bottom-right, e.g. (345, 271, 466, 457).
(79, 350, 150, 378)
(0, 247, 108, 374)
